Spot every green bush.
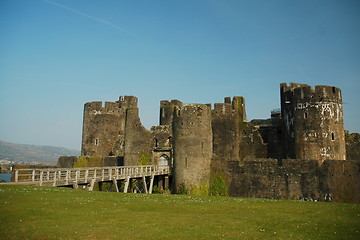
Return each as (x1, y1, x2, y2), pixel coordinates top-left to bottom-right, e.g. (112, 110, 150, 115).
(209, 175, 228, 196)
(139, 153, 151, 165)
(190, 183, 209, 196)
(177, 183, 188, 194)
(73, 156, 88, 168)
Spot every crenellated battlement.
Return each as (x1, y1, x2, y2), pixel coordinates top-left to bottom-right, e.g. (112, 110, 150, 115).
(119, 96, 138, 109)
(281, 83, 342, 103)
(84, 96, 140, 117)
(213, 103, 234, 115)
(84, 101, 123, 115)
(173, 104, 211, 118)
(280, 82, 309, 93)
(160, 99, 183, 108)
(84, 101, 103, 111)
(160, 100, 170, 108)
(211, 97, 247, 122)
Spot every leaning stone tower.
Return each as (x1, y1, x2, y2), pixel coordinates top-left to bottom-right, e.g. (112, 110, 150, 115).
(280, 83, 346, 162)
(172, 104, 213, 193)
(81, 96, 137, 157)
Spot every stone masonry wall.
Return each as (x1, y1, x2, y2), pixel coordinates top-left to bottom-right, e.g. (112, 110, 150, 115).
(212, 100, 240, 161)
(57, 156, 123, 168)
(345, 131, 360, 160)
(211, 158, 360, 203)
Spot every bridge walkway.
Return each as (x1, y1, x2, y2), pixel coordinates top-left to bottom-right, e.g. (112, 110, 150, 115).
(1, 165, 170, 194)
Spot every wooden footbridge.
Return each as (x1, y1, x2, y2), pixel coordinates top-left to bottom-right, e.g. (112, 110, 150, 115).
(5, 165, 171, 194)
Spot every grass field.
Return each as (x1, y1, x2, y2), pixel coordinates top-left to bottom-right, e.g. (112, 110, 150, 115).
(0, 185, 359, 240)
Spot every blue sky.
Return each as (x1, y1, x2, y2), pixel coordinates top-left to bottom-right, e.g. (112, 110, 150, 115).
(1, 0, 359, 150)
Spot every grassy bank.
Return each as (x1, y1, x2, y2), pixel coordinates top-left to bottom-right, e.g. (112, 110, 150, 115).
(0, 185, 359, 239)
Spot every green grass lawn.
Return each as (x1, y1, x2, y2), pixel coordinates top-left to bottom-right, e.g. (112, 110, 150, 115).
(0, 185, 359, 240)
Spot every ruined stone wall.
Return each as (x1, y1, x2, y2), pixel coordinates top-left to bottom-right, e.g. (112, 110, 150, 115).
(123, 107, 153, 165)
(172, 104, 212, 193)
(281, 83, 346, 161)
(211, 158, 360, 203)
(239, 123, 267, 160)
(212, 97, 266, 164)
(81, 96, 154, 166)
(251, 115, 283, 159)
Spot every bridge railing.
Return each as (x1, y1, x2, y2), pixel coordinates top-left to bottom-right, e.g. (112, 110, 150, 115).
(13, 165, 170, 186)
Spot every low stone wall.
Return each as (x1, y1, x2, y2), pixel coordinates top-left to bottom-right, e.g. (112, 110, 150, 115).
(57, 156, 124, 168)
(57, 156, 78, 168)
(212, 158, 360, 203)
(321, 160, 360, 203)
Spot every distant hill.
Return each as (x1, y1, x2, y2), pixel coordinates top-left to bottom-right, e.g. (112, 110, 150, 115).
(0, 141, 80, 165)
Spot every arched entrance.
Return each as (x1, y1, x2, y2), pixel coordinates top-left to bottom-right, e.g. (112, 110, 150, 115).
(158, 154, 170, 166)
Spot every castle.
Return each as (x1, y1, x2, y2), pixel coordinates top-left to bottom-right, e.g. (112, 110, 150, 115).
(61, 82, 359, 202)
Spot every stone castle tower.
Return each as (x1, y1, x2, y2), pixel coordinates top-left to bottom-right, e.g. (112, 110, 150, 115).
(172, 104, 213, 192)
(81, 96, 139, 158)
(280, 83, 346, 161)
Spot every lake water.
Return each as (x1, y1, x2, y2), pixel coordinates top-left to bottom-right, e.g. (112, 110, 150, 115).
(0, 173, 12, 182)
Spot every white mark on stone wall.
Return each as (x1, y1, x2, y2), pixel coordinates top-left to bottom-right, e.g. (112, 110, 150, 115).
(296, 102, 308, 110)
(320, 146, 331, 158)
(295, 102, 319, 110)
(303, 131, 317, 141)
(321, 103, 334, 118)
(303, 131, 330, 141)
(295, 102, 342, 120)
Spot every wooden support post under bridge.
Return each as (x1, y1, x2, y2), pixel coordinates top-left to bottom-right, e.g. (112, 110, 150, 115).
(112, 177, 119, 193)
